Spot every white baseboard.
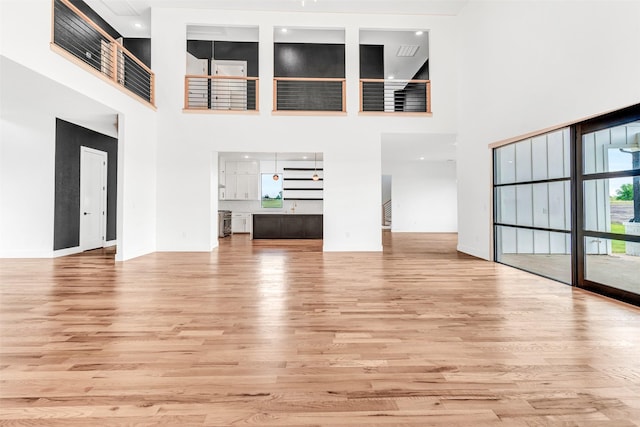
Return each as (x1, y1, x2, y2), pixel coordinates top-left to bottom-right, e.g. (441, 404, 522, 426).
(456, 244, 490, 260)
(53, 246, 82, 257)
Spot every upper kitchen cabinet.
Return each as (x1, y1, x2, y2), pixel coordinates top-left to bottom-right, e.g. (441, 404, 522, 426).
(220, 161, 260, 200)
(226, 161, 259, 175)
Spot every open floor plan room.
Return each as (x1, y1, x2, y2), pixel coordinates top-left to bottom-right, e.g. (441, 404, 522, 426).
(1, 233, 639, 426)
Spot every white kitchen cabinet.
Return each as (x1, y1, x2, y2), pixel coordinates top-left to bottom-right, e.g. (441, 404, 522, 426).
(231, 213, 251, 233)
(220, 161, 260, 200)
(221, 167, 259, 200)
(219, 160, 226, 187)
(226, 161, 259, 175)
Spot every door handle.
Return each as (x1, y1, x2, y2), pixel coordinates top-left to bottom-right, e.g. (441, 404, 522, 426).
(83, 212, 91, 215)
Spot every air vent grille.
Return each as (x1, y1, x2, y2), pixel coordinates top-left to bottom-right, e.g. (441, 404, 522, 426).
(396, 45, 419, 57)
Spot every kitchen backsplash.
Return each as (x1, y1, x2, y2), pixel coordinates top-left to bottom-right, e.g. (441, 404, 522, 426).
(219, 199, 323, 214)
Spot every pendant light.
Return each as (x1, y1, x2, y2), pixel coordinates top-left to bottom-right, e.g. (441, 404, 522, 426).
(312, 152, 320, 181)
(273, 152, 279, 181)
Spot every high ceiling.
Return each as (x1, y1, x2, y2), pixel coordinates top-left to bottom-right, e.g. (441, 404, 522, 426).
(83, 0, 469, 37)
(72, 0, 462, 163)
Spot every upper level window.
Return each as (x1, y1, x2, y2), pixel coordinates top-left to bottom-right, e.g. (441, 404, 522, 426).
(185, 25, 259, 112)
(359, 29, 430, 113)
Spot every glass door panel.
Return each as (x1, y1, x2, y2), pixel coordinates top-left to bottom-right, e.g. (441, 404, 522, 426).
(579, 119, 640, 301)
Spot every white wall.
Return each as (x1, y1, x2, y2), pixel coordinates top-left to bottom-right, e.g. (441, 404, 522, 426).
(457, 0, 640, 260)
(384, 160, 458, 232)
(0, 0, 158, 261)
(152, 7, 459, 252)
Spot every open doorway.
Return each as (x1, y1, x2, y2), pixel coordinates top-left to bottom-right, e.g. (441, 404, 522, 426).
(382, 174, 392, 229)
(54, 119, 118, 256)
(217, 152, 324, 244)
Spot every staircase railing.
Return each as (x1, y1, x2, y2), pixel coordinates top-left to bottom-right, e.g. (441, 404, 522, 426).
(383, 199, 392, 226)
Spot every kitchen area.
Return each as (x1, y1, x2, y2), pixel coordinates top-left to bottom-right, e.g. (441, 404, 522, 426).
(217, 152, 324, 240)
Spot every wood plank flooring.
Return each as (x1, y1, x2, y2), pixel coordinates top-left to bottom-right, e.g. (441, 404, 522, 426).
(1, 232, 640, 426)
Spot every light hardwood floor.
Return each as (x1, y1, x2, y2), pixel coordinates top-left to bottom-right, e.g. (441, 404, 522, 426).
(1, 232, 640, 426)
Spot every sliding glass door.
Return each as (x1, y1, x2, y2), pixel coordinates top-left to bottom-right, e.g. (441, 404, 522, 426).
(494, 103, 640, 306)
(576, 109, 640, 303)
(494, 128, 572, 284)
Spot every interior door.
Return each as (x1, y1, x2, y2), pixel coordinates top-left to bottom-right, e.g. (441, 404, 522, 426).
(186, 53, 209, 108)
(212, 60, 247, 110)
(80, 147, 107, 251)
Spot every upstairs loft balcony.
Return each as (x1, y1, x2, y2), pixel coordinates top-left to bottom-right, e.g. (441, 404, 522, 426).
(184, 76, 432, 115)
(360, 78, 431, 114)
(51, 0, 155, 107)
(184, 75, 259, 112)
(273, 77, 346, 114)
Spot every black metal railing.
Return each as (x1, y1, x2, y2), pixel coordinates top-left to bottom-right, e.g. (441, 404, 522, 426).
(52, 0, 155, 105)
(360, 79, 431, 113)
(184, 75, 258, 111)
(274, 78, 346, 112)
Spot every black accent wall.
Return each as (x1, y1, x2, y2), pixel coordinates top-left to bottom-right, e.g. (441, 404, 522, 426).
(274, 43, 345, 111)
(411, 59, 430, 80)
(359, 44, 385, 111)
(186, 40, 259, 110)
(187, 40, 213, 63)
(186, 40, 259, 76)
(54, 0, 109, 74)
(359, 44, 384, 79)
(123, 38, 151, 68)
(214, 41, 259, 77)
(274, 43, 345, 78)
(54, 119, 118, 250)
(70, 0, 121, 39)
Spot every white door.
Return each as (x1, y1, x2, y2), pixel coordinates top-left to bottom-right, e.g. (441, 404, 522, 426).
(212, 60, 247, 110)
(186, 53, 209, 108)
(80, 147, 107, 251)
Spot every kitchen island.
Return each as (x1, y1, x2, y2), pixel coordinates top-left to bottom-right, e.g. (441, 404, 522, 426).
(252, 214, 323, 239)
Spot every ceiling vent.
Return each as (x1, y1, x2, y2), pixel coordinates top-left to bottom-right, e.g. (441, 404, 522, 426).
(99, 0, 140, 16)
(396, 45, 420, 57)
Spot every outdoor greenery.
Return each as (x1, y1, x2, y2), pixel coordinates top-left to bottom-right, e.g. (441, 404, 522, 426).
(615, 183, 634, 201)
(611, 222, 626, 253)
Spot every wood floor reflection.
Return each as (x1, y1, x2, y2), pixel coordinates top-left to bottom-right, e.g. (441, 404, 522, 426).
(1, 232, 639, 426)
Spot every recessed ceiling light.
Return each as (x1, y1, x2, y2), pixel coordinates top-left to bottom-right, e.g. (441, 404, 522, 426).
(419, 157, 425, 160)
(133, 22, 143, 29)
(415, 31, 424, 36)
(303, 156, 308, 159)
(388, 75, 395, 80)
(243, 155, 249, 159)
(281, 28, 288, 33)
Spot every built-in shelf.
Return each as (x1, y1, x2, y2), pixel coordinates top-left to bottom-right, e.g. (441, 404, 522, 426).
(282, 167, 324, 201)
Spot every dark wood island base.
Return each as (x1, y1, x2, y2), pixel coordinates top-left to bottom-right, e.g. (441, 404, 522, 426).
(252, 214, 323, 239)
